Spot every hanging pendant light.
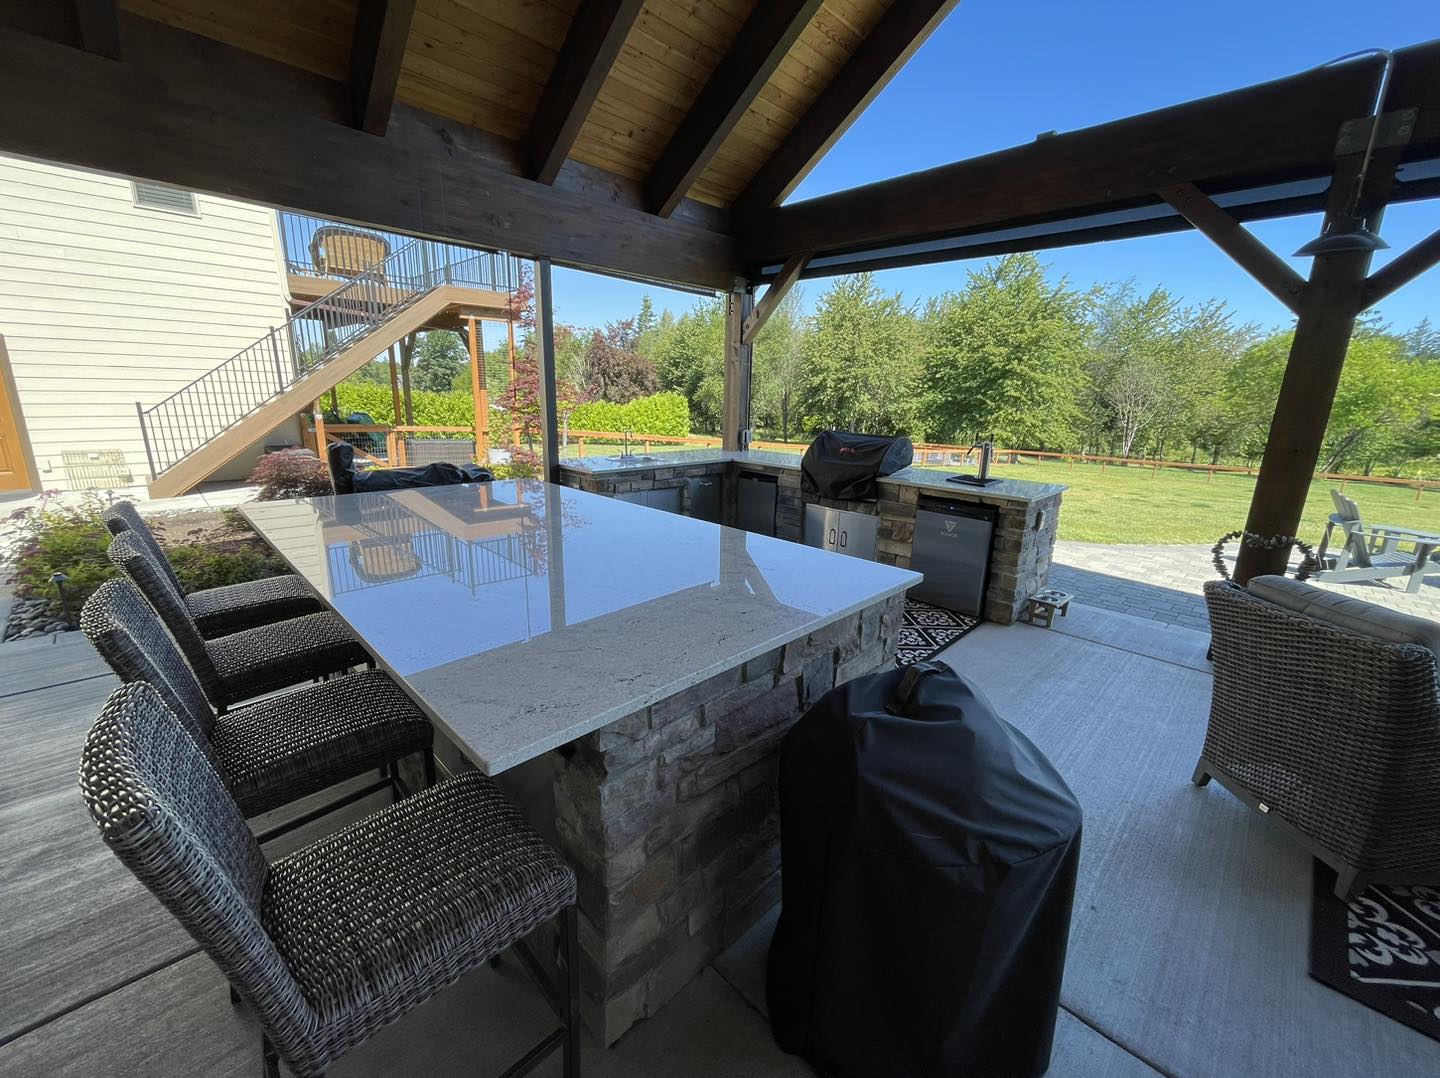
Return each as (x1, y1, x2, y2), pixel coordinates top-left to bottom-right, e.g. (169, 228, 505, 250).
(1293, 223, 1389, 257)
(1293, 50, 1394, 258)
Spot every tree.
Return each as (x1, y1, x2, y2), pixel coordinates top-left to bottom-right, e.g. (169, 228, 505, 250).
(1225, 330, 1432, 474)
(653, 301, 724, 432)
(751, 287, 809, 441)
(587, 319, 659, 403)
(801, 274, 922, 435)
(411, 330, 467, 392)
(921, 254, 1093, 448)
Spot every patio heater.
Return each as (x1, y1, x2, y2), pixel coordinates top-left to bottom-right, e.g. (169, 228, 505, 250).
(1293, 49, 1396, 257)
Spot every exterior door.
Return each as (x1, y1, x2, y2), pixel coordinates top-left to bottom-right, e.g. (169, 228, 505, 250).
(0, 342, 36, 492)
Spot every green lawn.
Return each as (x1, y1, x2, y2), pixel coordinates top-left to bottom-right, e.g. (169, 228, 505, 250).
(946, 459, 1440, 545)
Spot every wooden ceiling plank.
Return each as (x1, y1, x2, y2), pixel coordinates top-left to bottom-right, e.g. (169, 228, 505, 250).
(74, 0, 122, 58)
(1157, 182, 1305, 314)
(732, 0, 960, 221)
(0, 17, 739, 289)
(351, 0, 418, 134)
(645, 0, 822, 217)
(526, 0, 644, 185)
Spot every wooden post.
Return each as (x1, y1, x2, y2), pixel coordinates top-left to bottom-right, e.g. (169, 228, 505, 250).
(507, 316, 521, 449)
(534, 259, 560, 480)
(313, 406, 328, 471)
(328, 387, 339, 414)
(1233, 247, 1373, 582)
(722, 287, 755, 451)
(385, 431, 398, 464)
(467, 316, 489, 464)
(387, 343, 402, 425)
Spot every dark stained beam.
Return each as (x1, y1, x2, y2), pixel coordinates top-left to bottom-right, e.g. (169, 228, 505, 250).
(731, 0, 961, 221)
(73, 0, 120, 58)
(1364, 226, 1440, 307)
(722, 290, 756, 451)
(743, 42, 1440, 269)
(0, 19, 739, 291)
(645, 0, 822, 218)
(527, 0, 644, 185)
(742, 253, 810, 344)
(1157, 183, 1306, 313)
(350, 0, 417, 135)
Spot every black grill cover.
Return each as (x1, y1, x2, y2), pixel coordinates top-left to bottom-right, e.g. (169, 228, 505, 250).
(768, 661, 1082, 1078)
(801, 430, 913, 502)
(328, 441, 492, 495)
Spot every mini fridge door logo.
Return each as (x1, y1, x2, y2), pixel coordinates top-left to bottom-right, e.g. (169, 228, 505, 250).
(943, 520, 958, 536)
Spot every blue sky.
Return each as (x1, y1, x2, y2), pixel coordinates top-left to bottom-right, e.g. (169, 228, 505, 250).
(554, 0, 1439, 336)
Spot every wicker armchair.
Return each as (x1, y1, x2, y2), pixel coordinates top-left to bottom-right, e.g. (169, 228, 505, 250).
(81, 578, 433, 830)
(107, 531, 371, 710)
(80, 682, 579, 1078)
(1198, 578, 1440, 898)
(103, 502, 321, 637)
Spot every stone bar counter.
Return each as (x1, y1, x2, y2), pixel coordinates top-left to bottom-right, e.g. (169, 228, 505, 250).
(559, 448, 1065, 624)
(241, 481, 916, 1044)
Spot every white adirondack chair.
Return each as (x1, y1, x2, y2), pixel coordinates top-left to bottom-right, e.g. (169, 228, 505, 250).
(1315, 489, 1440, 593)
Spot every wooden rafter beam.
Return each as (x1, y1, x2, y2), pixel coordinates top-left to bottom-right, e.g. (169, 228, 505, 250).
(1364, 227, 1440, 307)
(1157, 183, 1305, 313)
(73, 0, 120, 58)
(350, 0, 417, 136)
(645, 0, 822, 218)
(742, 254, 810, 344)
(527, 0, 644, 185)
(743, 41, 1440, 269)
(731, 0, 961, 221)
(0, 18, 740, 290)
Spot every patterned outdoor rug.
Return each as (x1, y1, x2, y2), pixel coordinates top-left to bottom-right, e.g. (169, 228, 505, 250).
(1310, 862, 1440, 1042)
(895, 598, 978, 667)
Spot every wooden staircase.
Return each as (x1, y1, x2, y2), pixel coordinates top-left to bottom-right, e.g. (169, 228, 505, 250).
(138, 243, 480, 497)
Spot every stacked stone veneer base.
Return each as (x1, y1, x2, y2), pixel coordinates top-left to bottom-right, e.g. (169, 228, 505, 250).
(551, 592, 904, 1044)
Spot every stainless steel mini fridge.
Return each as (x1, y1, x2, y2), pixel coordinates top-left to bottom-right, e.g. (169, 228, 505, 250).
(909, 496, 997, 617)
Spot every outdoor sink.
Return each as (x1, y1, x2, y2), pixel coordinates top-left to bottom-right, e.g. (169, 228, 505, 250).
(604, 454, 662, 464)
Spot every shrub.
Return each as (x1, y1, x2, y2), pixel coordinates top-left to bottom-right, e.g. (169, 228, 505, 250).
(489, 447, 544, 480)
(249, 449, 332, 500)
(166, 543, 288, 591)
(569, 391, 690, 437)
(5, 491, 115, 613)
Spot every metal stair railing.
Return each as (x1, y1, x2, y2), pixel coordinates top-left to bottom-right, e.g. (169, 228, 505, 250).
(136, 239, 478, 479)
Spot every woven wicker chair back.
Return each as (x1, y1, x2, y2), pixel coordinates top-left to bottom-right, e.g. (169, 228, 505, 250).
(79, 683, 313, 1050)
(107, 530, 221, 694)
(80, 578, 218, 751)
(102, 501, 184, 594)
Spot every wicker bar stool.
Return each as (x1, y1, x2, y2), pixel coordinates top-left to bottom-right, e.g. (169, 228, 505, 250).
(81, 578, 433, 834)
(80, 682, 580, 1078)
(107, 531, 371, 710)
(103, 501, 322, 637)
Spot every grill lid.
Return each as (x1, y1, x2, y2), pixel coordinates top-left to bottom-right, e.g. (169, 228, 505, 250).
(801, 431, 914, 502)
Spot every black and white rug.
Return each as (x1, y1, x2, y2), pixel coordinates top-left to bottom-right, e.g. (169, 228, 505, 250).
(895, 598, 978, 667)
(1310, 862, 1440, 1042)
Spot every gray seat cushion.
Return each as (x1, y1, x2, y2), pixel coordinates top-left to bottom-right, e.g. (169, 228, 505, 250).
(1246, 574, 1440, 661)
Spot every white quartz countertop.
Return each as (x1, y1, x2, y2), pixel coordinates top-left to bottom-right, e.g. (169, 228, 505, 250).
(241, 481, 918, 774)
(557, 447, 1065, 505)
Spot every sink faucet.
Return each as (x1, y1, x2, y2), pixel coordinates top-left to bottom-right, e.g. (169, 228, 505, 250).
(621, 430, 633, 458)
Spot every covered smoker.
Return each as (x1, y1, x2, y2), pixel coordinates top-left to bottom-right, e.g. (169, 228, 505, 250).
(768, 661, 1082, 1078)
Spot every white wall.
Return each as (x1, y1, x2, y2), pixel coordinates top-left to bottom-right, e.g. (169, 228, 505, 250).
(0, 153, 298, 492)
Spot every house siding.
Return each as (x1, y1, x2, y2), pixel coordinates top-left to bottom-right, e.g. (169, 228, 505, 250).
(0, 153, 297, 491)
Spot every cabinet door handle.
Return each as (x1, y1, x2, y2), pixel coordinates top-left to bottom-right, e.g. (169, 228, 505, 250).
(839, 530, 848, 547)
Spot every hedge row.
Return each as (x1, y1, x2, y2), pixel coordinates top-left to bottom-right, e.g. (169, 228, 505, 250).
(334, 383, 488, 429)
(569, 392, 690, 437)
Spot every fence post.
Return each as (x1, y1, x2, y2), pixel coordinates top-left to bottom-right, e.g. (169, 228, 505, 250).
(386, 431, 398, 464)
(578, 437, 586, 458)
(135, 401, 158, 479)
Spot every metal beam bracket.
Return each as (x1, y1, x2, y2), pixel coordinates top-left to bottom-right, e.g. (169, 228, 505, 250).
(1334, 108, 1417, 155)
